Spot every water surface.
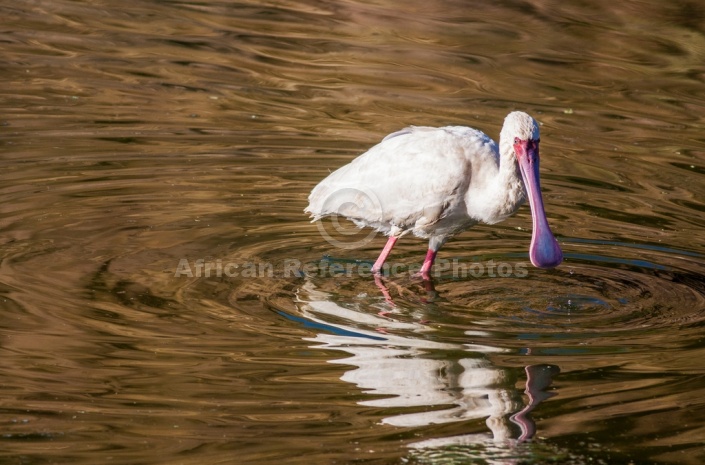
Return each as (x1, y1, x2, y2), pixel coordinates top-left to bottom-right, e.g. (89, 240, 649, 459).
(2, 1, 705, 464)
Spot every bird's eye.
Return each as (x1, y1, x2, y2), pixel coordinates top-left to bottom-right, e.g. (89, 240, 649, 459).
(514, 137, 520, 144)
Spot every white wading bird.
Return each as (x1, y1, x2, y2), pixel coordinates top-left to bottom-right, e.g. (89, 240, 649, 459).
(305, 111, 562, 279)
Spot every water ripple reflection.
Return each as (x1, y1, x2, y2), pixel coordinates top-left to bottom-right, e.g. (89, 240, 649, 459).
(3, 0, 705, 463)
(280, 226, 705, 462)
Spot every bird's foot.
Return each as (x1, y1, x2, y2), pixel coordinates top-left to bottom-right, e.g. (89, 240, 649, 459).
(410, 270, 432, 281)
(408, 272, 440, 302)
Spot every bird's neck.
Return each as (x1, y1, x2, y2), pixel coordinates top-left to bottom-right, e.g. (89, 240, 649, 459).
(498, 137, 522, 183)
(489, 138, 526, 221)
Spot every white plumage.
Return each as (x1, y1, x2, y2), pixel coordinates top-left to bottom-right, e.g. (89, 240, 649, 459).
(306, 111, 562, 278)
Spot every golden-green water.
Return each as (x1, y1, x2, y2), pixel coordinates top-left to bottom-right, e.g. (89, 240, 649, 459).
(2, 1, 705, 464)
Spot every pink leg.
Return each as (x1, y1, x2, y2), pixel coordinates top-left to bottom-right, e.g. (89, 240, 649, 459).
(371, 236, 398, 274)
(418, 249, 437, 280)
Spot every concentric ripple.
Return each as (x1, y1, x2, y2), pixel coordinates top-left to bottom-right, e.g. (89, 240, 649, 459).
(286, 237, 705, 361)
(448, 261, 705, 332)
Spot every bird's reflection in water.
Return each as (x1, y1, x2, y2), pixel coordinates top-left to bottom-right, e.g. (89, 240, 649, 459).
(373, 273, 440, 307)
(296, 280, 559, 450)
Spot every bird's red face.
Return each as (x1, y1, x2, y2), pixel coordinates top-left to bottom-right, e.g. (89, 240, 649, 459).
(513, 138, 563, 268)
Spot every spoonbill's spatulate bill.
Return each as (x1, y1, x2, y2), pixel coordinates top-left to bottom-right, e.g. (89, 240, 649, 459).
(305, 111, 562, 278)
